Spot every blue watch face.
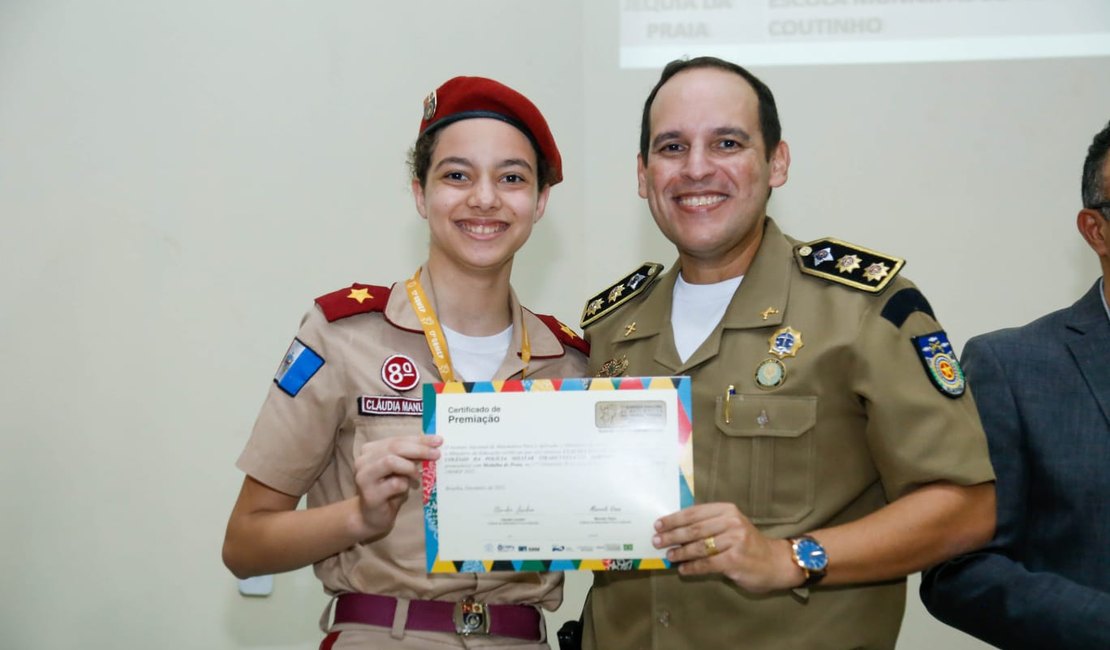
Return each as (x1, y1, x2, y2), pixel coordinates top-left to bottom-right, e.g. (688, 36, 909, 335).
(796, 538, 828, 571)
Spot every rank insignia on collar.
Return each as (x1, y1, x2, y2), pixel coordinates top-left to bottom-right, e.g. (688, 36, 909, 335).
(768, 326, 804, 359)
(795, 238, 904, 294)
(596, 355, 629, 378)
(911, 331, 965, 398)
(581, 262, 664, 328)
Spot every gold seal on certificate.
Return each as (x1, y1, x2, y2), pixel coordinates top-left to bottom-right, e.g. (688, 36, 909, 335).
(421, 377, 694, 572)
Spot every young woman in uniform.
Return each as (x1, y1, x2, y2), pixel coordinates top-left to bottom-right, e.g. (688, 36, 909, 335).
(223, 76, 588, 649)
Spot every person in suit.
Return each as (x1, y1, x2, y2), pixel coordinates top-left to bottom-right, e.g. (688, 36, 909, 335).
(920, 120, 1110, 648)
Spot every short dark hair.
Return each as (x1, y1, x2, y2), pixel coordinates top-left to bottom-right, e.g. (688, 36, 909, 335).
(639, 56, 781, 163)
(408, 124, 554, 190)
(1082, 120, 1110, 214)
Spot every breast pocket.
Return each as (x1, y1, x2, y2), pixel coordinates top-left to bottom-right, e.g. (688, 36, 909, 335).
(712, 393, 817, 525)
(352, 418, 429, 571)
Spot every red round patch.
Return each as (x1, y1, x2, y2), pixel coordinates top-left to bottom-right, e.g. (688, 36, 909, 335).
(381, 354, 421, 392)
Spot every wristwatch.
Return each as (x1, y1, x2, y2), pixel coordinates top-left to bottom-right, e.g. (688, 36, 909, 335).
(788, 535, 828, 587)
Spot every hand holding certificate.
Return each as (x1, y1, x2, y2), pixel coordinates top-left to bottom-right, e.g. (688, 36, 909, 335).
(421, 376, 694, 572)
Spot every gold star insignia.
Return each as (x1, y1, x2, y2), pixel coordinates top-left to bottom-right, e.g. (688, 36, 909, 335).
(835, 255, 862, 274)
(862, 262, 891, 282)
(760, 306, 779, 321)
(624, 322, 637, 337)
(347, 287, 372, 304)
(586, 298, 604, 315)
(560, 323, 579, 340)
(608, 285, 626, 302)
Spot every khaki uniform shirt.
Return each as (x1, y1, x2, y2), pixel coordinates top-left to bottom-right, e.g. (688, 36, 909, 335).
(237, 269, 588, 611)
(581, 220, 994, 650)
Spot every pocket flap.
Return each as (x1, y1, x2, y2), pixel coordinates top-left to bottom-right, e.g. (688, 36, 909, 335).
(716, 394, 817, 438)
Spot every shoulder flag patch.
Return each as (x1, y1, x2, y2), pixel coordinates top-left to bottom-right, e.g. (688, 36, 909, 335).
(274, 338, 325, 397)
(581, 262, 664, 328)
(315, 283, 391, 322)
(911, 331, 966, 398)
(535, 313, 590, 356)
(794, 238, 904, 294)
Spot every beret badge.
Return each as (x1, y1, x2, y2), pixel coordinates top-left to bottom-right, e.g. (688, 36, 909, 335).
(422, 90, 437, 121)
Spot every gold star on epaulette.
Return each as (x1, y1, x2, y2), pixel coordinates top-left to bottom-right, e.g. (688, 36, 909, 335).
(862, 262, 891, 282)
(348, 287, 372, 304)
(794, 238, 904, 294)
(581, 262, 664, 328)
(835, 255, 861, 274)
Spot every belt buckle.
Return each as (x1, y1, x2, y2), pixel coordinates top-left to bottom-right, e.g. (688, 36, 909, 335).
(453, 596, 490, 636)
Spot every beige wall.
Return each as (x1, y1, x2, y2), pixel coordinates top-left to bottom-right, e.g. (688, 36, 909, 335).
(1, 1, 1107, 648)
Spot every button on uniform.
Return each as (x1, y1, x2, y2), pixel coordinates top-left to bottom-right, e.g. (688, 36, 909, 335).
(656, 610, 671, 627)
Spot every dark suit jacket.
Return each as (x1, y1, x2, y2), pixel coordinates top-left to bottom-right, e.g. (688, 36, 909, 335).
(920, 279, 1110, 649)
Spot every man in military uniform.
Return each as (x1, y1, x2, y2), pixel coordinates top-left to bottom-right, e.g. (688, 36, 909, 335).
(578, 57, 996, 649)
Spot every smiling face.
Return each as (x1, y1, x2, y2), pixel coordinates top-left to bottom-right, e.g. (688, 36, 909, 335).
(413, 118, 550, 279)
(638, 67, 789, 283)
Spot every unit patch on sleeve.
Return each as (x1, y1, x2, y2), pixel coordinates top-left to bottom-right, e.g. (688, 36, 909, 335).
(795, 238, 904, 294)
(274, 338, 325, 397)
(911, 331, 966, 398)
(581, 262, 664, 328)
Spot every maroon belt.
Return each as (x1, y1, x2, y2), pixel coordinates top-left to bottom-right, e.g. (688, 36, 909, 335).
(333, 592, 542, 641)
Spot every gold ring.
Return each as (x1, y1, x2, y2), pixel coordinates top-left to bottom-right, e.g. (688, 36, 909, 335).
(704, 536, 719, 557)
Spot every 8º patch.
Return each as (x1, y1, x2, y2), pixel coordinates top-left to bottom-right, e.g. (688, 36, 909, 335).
(911, 331, 965, 398)
(274, 338, 325, 397)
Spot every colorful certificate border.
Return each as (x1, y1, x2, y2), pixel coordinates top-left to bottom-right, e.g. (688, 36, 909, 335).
(421, 376, 694, 573)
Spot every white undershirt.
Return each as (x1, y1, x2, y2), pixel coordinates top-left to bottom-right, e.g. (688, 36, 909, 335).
(671, 273, 744, 363)
(442, 324, 513, 381)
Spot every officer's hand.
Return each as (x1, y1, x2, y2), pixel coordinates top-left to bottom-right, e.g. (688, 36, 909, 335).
(652, 502, 803, 593)
(352, 435, 442, 540)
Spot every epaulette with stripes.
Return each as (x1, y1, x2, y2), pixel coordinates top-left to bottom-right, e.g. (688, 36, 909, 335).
(535, 313, 590, 356)
(580, 262, 664, 328)
(794, 238, 904, 294)
(315, 284, 391, 322)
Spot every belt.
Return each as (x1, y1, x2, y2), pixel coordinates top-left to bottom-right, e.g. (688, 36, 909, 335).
(333, 592, 542, 641)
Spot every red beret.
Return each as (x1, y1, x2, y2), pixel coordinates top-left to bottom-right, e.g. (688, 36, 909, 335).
(418, 76, 562, 185)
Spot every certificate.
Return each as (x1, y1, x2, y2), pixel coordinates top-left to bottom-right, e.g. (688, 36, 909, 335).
(421, 376, 694, 572)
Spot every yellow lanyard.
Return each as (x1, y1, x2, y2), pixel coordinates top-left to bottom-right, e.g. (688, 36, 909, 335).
(405, 268, 532, 381)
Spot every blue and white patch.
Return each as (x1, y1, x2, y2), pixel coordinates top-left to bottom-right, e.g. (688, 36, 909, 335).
(912, 331, 965, 398)
(274, 338, 325, 397)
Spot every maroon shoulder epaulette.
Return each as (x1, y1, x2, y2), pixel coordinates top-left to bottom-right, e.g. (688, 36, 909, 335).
(315, 283, 391, 322)
(535, 313, 590, 356)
